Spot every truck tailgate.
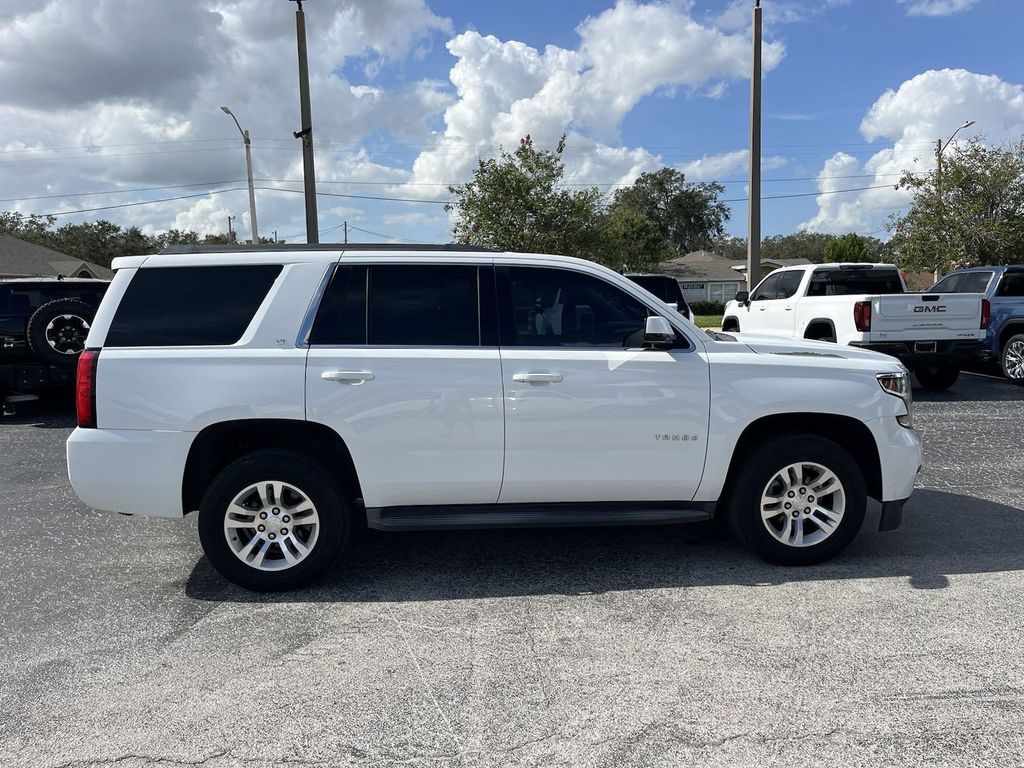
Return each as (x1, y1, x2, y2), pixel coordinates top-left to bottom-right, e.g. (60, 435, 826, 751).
(869, 292, 984, 341)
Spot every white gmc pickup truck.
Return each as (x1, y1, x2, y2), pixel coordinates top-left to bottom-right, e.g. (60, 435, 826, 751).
(723, 263, 989, 390)
(67, 246, 921, 590)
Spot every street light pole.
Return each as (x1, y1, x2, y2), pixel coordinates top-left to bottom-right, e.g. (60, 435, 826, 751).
(934, 119, 975, 280)
(746, 0, 762, 293)
(290, 0, 319, 244)
(220, 106, 259, 244)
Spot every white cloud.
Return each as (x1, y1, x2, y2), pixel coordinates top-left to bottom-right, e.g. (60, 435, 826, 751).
(680, 150, 787, 182)
(897, 0, 978, 16)
(801, 68, 1024, 234)
(401, 1, 784, 203)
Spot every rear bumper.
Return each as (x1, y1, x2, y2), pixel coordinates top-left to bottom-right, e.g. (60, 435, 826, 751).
(67, 427, 193, 518)
(850, 339, 984, 369)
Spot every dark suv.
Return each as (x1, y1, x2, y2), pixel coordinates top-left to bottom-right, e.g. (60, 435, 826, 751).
(1, 278, 109, 406)
(624, 273, 692, 319)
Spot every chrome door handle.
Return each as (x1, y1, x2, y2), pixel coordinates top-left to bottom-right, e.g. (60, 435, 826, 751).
(784, 305, 793, 310)
(512, 372, 563, 384)
(321, 370, 375, 383)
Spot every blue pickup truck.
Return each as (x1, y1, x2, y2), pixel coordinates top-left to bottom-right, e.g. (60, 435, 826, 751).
(930, 265, 1024, 384)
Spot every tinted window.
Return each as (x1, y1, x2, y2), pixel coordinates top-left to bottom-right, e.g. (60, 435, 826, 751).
(309, 265, 367, 345)
(929, 274, 963, 293)
(776, 271, 804, 299)
(502, 267, 651, 347)
(806, 268, 904, 297)
(959, 272, 993, 293)
(106, 265, 281, 347)
(368, 265, 479, 346)
(997, 271, 1024, 297)
(750, 273, 783, 301)
(628, 275, 684, 305)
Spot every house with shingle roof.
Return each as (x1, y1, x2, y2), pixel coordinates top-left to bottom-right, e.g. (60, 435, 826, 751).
(658, 250, 814, 302)
(0, 234, 112, 280)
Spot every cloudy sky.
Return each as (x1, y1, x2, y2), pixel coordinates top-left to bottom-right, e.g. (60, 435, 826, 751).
(1, 0, 1022, 245)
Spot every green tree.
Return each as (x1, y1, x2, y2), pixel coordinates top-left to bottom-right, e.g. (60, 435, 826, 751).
(823, 232, 872, 263)
(762, 232, 837, 263)
(447, 134, 603, 259)
(888, 137, 1024, 273)
(610, 168, 729, 255)
(596, 206, 673, 272)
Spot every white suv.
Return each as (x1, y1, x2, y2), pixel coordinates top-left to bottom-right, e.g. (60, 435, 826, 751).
(67, 245, 921, 590)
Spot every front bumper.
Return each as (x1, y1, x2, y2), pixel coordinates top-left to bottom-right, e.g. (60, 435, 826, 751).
(850, 339, 984, 370)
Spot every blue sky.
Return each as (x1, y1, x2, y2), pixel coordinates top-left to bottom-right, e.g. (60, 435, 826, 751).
(1, 0, 1023, 247)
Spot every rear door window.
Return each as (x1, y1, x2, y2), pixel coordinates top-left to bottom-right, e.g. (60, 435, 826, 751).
(368, 265, 480, 346)
(105, 265, 281, 347)
(997, 271, 1024, 297)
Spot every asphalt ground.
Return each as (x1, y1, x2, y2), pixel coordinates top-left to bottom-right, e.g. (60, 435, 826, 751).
(1, 372, 1022, 768)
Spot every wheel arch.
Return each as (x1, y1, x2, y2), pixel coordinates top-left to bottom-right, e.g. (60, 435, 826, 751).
(721, 413, 883, 503)
(182, 419, 362, 516)
(803, 319, 837, 342)
(721, 316, 740, 332)
(998, 319, 1024, 350)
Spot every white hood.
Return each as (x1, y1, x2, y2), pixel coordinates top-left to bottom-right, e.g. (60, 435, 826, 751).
(730, 332, 905, 368)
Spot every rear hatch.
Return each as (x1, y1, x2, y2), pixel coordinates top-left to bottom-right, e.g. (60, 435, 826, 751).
(870, 292, 984, 341)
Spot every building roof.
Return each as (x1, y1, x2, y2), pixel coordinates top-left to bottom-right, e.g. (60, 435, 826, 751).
(657, 250, 748, 282)
(0, 234, 112, 279)
(730, 256, 814, 273)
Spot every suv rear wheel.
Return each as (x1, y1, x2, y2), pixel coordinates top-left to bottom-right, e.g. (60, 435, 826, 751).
(1001, 333, 1024, 385)
(198, 450, 350, 590)
(727, 434, 866, 565)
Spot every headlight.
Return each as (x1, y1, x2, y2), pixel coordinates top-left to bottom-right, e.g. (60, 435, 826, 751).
(877, 371, 913, 428)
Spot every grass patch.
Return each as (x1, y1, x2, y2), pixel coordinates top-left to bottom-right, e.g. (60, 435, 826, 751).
(694, 314, 723, 329)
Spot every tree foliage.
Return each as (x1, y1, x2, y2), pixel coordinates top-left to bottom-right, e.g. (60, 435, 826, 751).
(448, 135, 729, 271)
(888, 137, 1024, 273)
(713, 231, 886, 264)
(823, 233, 873, 263)
(608, 168, 729, 255)
(447, 135, 603, 260)
(0, 211, 271, 268)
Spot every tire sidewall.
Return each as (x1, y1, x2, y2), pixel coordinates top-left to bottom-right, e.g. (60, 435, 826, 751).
(728, 435, 867, 566)
(198, 451, 349, 590)
(26, 298, 95, 367)
(915, 364, 959, 391)
(1001, 334, 1024, 384)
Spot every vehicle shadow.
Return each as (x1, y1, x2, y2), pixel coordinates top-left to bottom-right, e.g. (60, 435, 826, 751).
(915, 372, 1024, 403)
(0, 398, 75, 428)
(185, 489, 1024, 603)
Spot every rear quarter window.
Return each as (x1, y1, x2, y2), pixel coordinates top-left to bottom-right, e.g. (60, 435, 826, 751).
(806, 269, 904, 296)
(105, 265, 281, 347)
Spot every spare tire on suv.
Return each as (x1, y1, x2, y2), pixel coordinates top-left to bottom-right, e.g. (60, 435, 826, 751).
(26, 298, 95, 367)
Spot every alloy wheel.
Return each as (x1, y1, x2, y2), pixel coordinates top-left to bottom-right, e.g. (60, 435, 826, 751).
(760, 461, 846, 548)
(223, 480, 321, 571)
(1005, 339, 1024, 380)
(44, 314, 90, 354)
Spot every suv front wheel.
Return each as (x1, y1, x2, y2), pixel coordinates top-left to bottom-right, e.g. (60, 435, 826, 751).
(727, 434, 866, 565)
(198, 450, 350, 590)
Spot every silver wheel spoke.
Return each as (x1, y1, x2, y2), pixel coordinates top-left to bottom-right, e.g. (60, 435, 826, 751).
(223, 479, 320, 573)
(760, 462, 846, 548)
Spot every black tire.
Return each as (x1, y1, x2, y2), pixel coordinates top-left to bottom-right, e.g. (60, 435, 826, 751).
(1000, 333, 1024, 385)
(914, 364, 960, 391)
(26, 298, 95, 367)
(198, 450, 350, 591)
(727, 434, 866, 566)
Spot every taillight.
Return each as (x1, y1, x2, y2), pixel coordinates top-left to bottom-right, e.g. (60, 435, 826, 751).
(854, 301, 872, 332)
(76, 349, 100, 428)
(981, 298, 991, 329)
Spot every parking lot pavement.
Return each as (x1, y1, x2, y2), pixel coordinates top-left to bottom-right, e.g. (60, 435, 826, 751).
(1, 374, 1023, 768)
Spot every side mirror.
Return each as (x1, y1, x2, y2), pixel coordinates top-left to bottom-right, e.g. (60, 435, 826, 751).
(643, 315, 676, 347)
(735, 290, 750, 304)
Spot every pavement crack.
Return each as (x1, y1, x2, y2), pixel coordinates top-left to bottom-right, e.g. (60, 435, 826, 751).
(49, 750, 231, 768)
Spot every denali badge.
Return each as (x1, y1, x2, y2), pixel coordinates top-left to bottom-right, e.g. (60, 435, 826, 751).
(914, 305, 947, 313)
(656, 434, 699, 442)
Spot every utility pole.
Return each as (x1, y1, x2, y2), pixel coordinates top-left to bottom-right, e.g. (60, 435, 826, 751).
(746, 0, 762, 293)
(343, 221, 348, 244)
(273, 230, 278, 243)
(220, 106, 259, 244)
(291, 0, 319, 243)
(934, 119, 975, 281)
(227, 215, 236, 243)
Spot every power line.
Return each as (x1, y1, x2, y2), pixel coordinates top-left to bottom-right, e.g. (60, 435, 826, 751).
(38, 187, 248, 217)
(347, 225, 434, 244)
(0, 180, 246, 203)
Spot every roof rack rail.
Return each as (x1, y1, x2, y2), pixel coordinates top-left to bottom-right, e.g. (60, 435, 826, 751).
(158, 243, 495, 255)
